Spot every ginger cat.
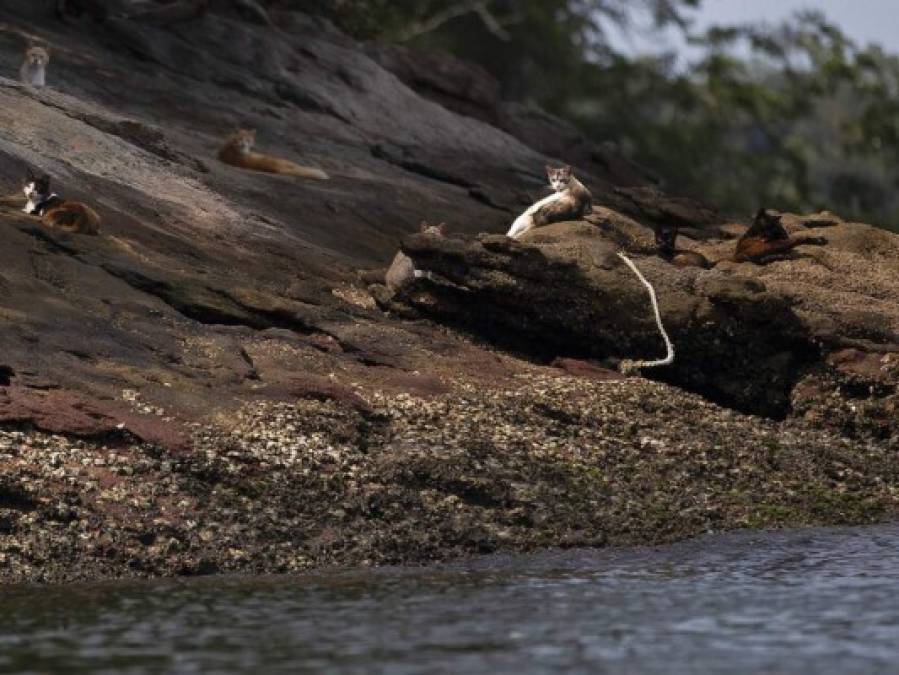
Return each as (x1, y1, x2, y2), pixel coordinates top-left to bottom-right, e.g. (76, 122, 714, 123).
(21, 171, 101, 235)
(218, 129, 329, 180)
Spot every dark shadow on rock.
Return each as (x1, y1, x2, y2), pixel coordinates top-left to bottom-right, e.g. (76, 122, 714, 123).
(383, 223, 880, 421)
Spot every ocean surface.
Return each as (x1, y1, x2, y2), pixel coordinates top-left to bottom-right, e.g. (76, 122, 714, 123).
(2, 525, 899, 674)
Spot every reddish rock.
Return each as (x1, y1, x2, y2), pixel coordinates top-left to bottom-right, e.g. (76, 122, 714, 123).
(551, 358, 624, 381)
(0, 385, 189, 450)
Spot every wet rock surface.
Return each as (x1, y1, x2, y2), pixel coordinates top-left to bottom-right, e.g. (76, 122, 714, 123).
(0, 3, 895, 583)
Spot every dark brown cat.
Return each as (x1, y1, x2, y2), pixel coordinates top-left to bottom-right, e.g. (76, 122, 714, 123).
(734, 209, 827, 263)
(654, 224, 712, 269)
(655, 209, 827, 268)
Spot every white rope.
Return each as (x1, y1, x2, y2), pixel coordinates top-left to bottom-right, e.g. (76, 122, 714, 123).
(616, 252, 675, 374)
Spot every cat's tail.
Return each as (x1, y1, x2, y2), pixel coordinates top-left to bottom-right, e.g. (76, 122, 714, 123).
(507, 212, 533, 238)
(45, 202, 101, 235)
(239, 153, 330, 180)
(279, 161, 330, 180)
(616, 252, 674, 374)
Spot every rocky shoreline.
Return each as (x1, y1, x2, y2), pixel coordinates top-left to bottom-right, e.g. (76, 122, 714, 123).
(0, 3, 897, 584)
(3, 370, 897, 585)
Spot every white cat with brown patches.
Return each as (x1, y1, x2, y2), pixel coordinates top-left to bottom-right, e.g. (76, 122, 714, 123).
(507, 165, 592, 239)
(507, 165, 673, 373)
(19, 46, 50, 88)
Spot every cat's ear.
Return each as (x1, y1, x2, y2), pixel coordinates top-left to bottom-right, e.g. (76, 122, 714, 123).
(545, 164, 554, 176)
(753, 208, 767, 221)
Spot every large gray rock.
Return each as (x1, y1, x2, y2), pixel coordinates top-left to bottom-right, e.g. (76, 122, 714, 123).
(386, 212, 899, 439)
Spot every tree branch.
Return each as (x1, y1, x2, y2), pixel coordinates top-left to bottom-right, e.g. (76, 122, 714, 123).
(396, 1, 512, 42)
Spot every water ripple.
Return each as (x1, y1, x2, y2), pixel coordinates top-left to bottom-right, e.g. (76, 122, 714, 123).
(2, 524, 899, 674)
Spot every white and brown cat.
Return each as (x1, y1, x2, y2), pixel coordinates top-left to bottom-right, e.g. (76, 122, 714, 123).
(384, 222, 445, 291)
(17, 170, 101, 235)
(357, 222, 445, 290)
(507, 165, 592, 239)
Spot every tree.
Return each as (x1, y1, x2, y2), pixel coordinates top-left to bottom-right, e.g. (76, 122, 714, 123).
(585, 12, 899, 229)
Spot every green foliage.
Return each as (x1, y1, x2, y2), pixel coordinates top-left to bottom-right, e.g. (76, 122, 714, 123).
(656, 11, 899, 230)
(309, 1, 899, 231)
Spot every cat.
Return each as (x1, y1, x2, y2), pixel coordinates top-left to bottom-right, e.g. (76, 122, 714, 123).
(734, 209, 827, 264)
(655, 210, 827, 268)
(21, 171, 101, 235)
(654, 224, 712, 269)
(385, 222, 446, 291)
(507, 165, 592, 239)
(19, 46, 50, 88)
(218, 129, 329, 180)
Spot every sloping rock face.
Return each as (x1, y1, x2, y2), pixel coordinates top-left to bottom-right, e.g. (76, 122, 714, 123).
(367, 43, 712, 228)
(0, 3, 518, 432)
(0, 2, 679, 431)
(0, 3, 896, 584)
(0, 1, 727, 441)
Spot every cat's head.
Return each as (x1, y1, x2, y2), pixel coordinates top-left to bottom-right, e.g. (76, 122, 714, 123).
(24, 46, 50, 67)
(655, 225, 678, 257)
(23, 169, 50, 199)
(752, 208, 787, 239)
(419, 221, 447, 236)
(546, 165, 573, 191)
(227, 128, 256, 153)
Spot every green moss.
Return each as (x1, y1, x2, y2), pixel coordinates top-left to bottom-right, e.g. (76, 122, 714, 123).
(746, 504, 799, 528)
(805, 488, 886, 523)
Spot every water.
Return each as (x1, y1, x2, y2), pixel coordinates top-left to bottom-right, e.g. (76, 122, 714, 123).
(2, 525, 899, 674)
